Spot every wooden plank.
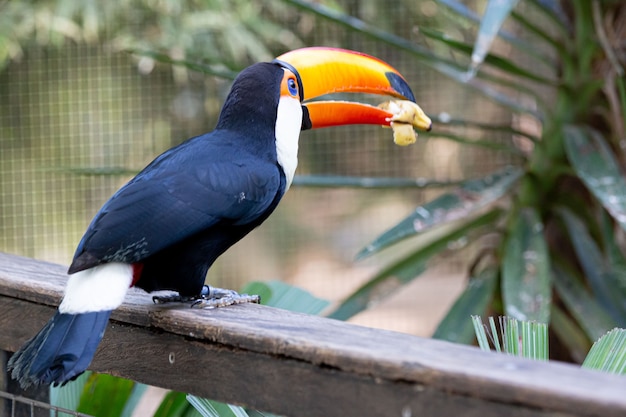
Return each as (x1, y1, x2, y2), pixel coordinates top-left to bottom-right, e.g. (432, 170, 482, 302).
(1, 251, 626, 417)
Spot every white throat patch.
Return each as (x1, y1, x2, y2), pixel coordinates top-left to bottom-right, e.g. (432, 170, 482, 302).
(275, 96, 302, 189)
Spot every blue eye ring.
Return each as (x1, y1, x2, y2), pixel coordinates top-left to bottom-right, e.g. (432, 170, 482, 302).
(287, 78, 298, 97)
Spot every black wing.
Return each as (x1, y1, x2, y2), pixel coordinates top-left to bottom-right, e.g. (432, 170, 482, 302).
(69, 131, 283, 272)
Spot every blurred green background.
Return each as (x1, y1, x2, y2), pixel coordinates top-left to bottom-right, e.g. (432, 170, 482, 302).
(0, 0, 518, 335)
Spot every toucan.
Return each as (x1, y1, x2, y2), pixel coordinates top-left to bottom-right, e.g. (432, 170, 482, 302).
(8, 47, 432, 388)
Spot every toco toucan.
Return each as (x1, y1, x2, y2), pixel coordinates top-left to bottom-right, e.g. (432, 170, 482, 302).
(8, 47, 432, 388)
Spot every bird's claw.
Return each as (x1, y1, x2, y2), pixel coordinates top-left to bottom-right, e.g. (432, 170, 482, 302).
(152, 286, 260, 308)
(191, 286, 260, 309)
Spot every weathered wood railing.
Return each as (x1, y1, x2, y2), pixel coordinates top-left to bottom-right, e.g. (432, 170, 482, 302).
(1, 251, 626, 417)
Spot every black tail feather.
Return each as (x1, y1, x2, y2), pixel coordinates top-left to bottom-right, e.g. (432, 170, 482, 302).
(8, 310, 112, 388)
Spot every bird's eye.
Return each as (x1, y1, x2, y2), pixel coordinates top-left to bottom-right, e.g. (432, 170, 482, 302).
(287, 78, 298, 96)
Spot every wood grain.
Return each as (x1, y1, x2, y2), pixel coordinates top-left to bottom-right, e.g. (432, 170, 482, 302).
(1, 251, 626, 416)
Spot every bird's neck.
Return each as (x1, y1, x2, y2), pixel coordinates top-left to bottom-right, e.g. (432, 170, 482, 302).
(216, 95, 303, 189)
(214, 101, 279, 161)
(216, 81, 278, 136)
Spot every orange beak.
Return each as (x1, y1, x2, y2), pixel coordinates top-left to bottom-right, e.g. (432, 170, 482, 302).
(274, 47, 432, 131)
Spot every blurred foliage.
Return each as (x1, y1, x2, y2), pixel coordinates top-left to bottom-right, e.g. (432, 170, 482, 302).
(0, 0, 303, 72)
(473, 316, 626, 376)
(3, 0, 624, 376)
(318, 0, 626, 362)
(1, 0, 495, 297)
(583, 328, 626, 375)
(4, 0, 626, 414)
(473, 316, 549, 360)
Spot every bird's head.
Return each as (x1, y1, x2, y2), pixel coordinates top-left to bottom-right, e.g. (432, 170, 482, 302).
(218, 46, 431, 137)
(216, 47, 432, 187)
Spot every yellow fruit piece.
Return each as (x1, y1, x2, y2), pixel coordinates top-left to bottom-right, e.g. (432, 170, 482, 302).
(391, 122, 417, 146)
(378, 100, 432, 146)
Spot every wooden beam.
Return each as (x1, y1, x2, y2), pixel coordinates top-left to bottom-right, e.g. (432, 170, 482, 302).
(1, 251, 625, 417)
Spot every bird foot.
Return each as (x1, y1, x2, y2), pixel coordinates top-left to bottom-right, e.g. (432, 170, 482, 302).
(191, 286, 260, 309)
(152, 285, 260, 308)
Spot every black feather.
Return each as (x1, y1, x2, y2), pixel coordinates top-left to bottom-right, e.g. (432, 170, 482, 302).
(10, 62, 292, 389)
(8, 311, 111, 387)
(68, 63, 288, 290)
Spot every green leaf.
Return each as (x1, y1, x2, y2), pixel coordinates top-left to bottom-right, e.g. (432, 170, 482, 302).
(617, 76, 626, 134)
(154, 391, 200, 417)
(550, 304, 592, 363)
(502, 317, 520, 356)
(436, 0, 554, 65)
(50, 372, 91, 416)
(471, 316, 548, 360)
(187, 395, 249, 417)
(120, 383, 149, 417)
(433, 268, 498, 343)
(564, 126, 626, 231)
(127, 49, 238, 79)
(528, 0, 569, 33)
(432, 114, 540, 142)
(463, 75, 542, 116)
(292, 175, 464, 189)
(242, 280, 330, 315)
(423, 130, 526, 154)
(419, 26, 554, 85)
(502, 207, 551, 323)
(329, 209, 503, 320)
(436, 0, 499, 31)
(519, 318, 549, 360)
(472, 316, 495, 352)
(239, 281, 274, 306)
(510, 10, 563, 53)
(282, 0, 436, 62)
(552, 264, 616, 341)
(468, 0, 520, 77)
(52, 373, 148, 417)
(558, 209, 626, 325)
(600, 212, 626, 298)
(45, 166, 139, 176)
(357, 167, 520, 259)
(582, 328, 626, 375)
(76, 373, 135, 417)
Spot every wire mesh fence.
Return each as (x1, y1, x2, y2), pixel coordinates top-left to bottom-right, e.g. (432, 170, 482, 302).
(0, 390, 93, 417)
(0, 1, 535, 414)
(0, 1, 516, 336)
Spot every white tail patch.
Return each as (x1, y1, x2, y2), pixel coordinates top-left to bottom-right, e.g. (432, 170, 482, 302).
(275, 95, 302, 189)
(59, 263, 133, 314)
